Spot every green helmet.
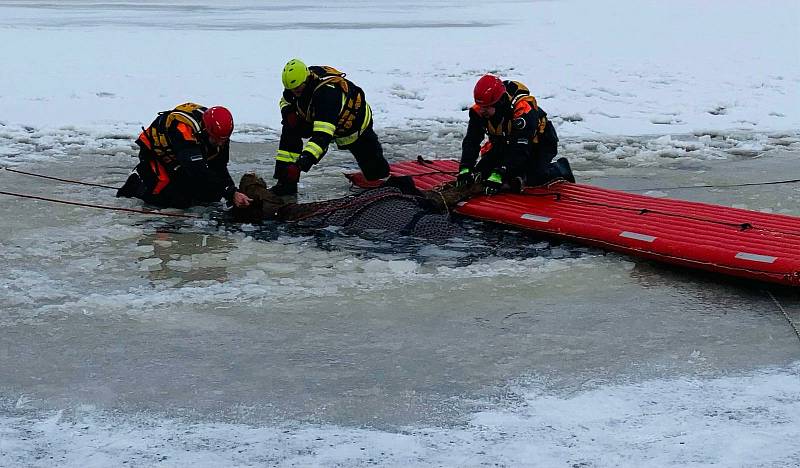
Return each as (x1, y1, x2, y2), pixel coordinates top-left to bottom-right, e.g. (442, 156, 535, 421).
(282, 58, 309, 90)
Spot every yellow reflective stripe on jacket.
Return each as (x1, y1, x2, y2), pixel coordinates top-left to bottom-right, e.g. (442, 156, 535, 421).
(335, 133, 358, 147)
(334, 103, 372, 147)
(361, 103, 372, 132)
(276, 149, 300, 163)
(279, 96, 291, 110)
(312, 120, 336, 136)
(302, 141, 325, 160)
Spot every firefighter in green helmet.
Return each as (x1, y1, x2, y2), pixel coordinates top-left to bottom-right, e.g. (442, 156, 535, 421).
(271, 58, 390, 196)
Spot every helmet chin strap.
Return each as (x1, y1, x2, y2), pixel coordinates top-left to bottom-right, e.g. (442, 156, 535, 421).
(200, 131, 220, 148)
(495, 94, 512, 116)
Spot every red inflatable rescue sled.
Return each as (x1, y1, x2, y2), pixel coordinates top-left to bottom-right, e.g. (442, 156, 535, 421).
(346, 158, 800, 287)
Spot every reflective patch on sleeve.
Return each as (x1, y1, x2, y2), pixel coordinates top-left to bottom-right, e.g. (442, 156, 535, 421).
(313, 121, 336, 136)
(303, 141, 325, 159)
(276, 149, 300, 163)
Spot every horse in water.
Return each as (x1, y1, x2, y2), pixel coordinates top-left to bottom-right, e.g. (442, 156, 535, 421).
(232, 174, 481, 242)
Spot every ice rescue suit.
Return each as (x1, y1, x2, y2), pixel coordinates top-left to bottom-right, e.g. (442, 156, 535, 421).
(274, 66, 389, 190)
(118, 103, 237, 208)
(460, 81, 562, 186)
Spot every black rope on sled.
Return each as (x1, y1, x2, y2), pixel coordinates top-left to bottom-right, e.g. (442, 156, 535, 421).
(412, 157, 800, 192)
(414, 155, 459, 174)
(534, 192, 800, 237)
(518, 191, 562, 201)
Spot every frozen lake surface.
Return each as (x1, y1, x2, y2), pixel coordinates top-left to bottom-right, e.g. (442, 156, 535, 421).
(2, 130, 800, 467)
(1, 0, 799, 465)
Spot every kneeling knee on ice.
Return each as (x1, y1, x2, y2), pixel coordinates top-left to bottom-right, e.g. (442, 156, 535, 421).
(119, 103, 238, 208)
(459, 73, 575, 191)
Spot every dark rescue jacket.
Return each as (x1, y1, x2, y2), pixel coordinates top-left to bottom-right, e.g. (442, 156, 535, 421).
(460, 80, 557, 171)
(277, 66, 373, 164)
(135, 102, 235, 200)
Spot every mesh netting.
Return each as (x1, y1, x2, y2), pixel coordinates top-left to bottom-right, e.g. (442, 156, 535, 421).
(294, 186, 464, 241)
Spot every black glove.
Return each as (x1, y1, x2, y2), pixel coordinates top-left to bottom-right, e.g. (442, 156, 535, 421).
(484, 170, 504, 195)
(456, 168, 475, 187)
(297, 152, 316, 172)
(223, 184, 237, 207)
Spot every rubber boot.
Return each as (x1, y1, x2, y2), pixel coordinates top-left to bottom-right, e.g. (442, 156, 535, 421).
(269, 181, 298, 196)
(555, 157, 575, 183)
(507, 176, 524, 193)
(116, 170, 146, 198)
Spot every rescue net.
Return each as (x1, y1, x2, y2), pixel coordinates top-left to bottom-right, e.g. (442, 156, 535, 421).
(235, 175, 465, 242)
(292, 186, 464, 241)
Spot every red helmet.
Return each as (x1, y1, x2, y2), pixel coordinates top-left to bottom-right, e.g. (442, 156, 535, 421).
(202, 106, 234, 142)
(473, 74, 506, 107)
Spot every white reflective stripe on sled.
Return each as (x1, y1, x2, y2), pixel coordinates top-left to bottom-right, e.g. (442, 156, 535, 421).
(521, 214, 552, 223)
(620, 231, 656, 242)
(735, 252, 777, 264)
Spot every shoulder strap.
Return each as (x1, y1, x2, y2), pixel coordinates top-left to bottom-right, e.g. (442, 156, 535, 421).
(309, 66, 349, 94)
(513, 94, 538, 114)
(165, 103, 205, 134)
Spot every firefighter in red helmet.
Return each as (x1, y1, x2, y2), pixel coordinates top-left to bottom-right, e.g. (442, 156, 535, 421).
(457, 74, 574, 195)
(117, 103, 252, 208)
